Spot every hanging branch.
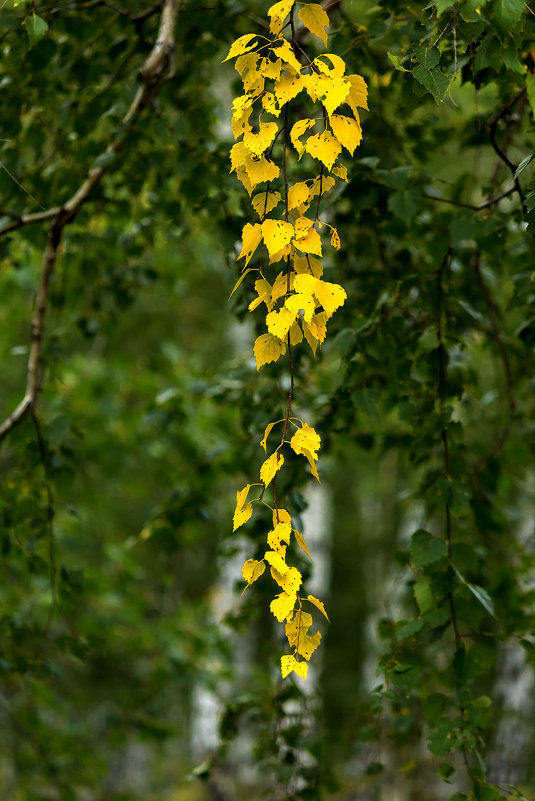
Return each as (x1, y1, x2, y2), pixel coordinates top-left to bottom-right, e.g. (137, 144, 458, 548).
(0, 0, 181, 444)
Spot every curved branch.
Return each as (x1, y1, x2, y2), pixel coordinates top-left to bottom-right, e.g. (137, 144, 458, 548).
(0, 0, 181, 444)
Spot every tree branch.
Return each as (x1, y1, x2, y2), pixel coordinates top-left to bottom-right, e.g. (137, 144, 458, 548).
(423, 185, 516, 211)
(0, 0, 181, 444)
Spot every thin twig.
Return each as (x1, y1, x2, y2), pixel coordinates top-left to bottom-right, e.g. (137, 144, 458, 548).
(423, 186, 516, 211)
(0, 0, 181, 443)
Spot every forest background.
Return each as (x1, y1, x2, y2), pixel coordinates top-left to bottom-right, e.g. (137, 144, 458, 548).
(0, 0, 534, 800)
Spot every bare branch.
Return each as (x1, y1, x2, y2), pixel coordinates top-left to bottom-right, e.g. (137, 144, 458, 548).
(0, 0, 181, 443)
(424, 185, 516, 211)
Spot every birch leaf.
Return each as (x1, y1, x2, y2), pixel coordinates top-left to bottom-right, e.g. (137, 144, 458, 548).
(262, 219, 294, 258)
(272, 271, 293, 302)
(285, 292, 316, 322)
(252, 190, 281, 219)
(315, 53, 346, 77)
(248, 278, 273, 313)
(274, 72, 306, 105)
(302, 323, 319, 355)
(305, 131, 342, 171)
(290, 423, 321, 460)
(267, 521, 292, 552)
(307, 311, 328, 343)
(264, 549, 288, 574)
(273, 507, 292, 527)
(238, 222, 263, 267)
(260, 420, 280, 452)
(293, 254, 323, 277)
(235, 51, 259, 77)
(260, 451, 284, 484)
(271, 40, 302, 74)
(241, 558, 266, 589)
(281, 654, 308, 679)
(288, 181, 311, 212)
(290, 119, 315, 155)
(294, 528, 311, 558)
(254, 333, 286, 369)
(233, 484, 253, 531)
(271, 593, 297, 622)
(302, 447, 321, 481)
(285, 612, 321, 659)
(266, 307, 296, 339)
(244, 122, 279, 156)
(271, 565, 302, 594)
(262, 92, 280, 116)
(307, 594, 330, 621)
(268, 0, 294, 34)
(330, 227, 341, 249)
(330, 114, 362, 155)
(294, 226, 322, 256)
(314, 279, 347, 317)
(223, 33, 258, 62)
(298, 3, 329, 46)
(293, 273, 317, 294)
(332, 164, 348, 181)
(346, 73, 369, 113)
(289, 321, 303, 345)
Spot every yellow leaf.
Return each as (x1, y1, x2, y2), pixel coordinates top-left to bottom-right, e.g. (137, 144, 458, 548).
(230, 142, 280, 191)
(259, 56, 283, 80)
(302, 323, 319, 355)
(285, 292, 316, 323)
(271, 40, 302, 74)
(274, 72, 306, 105)
(262, 218, 295, 259)
(271, 564, 302, 594)
(294, 528, 311, 558)
(309, 174, 336, 198)
(302, 447, 321, 481)
(281, 653, 308, 679)
(298, 3, 329, 46)
(294, 216, 313, 240)
(238, 222, 263, 267)
(289, 321, 303, 345)
(260, 450, 284, 484)
(268, 243, 292, 265)
(235, 51, 259, 77)
(330, 227, 340, 249)
(293, 254, 323, 277)
(271, 593, 297, 622)
(228, 266, 257, 301)
(290, 118, 315, 156)
(267, 521, 292, 552)
(285, 611, 321, 660)
(243, 68, 265, 96)
(305, 74, 351, 117)
(248, 278, 273, 312)
(232, 106, 253, 140)
(294, 226, 322, 256)
(223, 33, 258, 62)
(306, 594, 330, 621)
(241, 558, 266, 589)
(330, 114, 362, 155)
(260, 419, 281, 451)
(252, 190, 281, 219)
(332, 164, 348, 181)
(264, 549, 288, 574)
(305, 131, 342, 171)
(346, 73, 369, 114)
(307, 311, 328, 343)
(314, 53, 346, 77)
(266, 307, 296, 339)
(244, 122, 279, 157)
(262, 92, 280, 117)
(254, 332, 286, 369)
(272, 271, 293, 302)
(268, 0, 294, 35)
(288, 181, 311, 211)
(273, 507, 292, 528)
(313, 279, 347, 317)
(233, 484, 253, 531)
(293, 273, 317, 295)
(290, 422, 321, 460)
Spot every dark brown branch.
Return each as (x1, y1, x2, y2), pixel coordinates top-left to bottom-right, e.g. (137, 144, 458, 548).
(488, 89, 527, 213)
(424, 185, 516, 211)
(0, 0, 181, 443)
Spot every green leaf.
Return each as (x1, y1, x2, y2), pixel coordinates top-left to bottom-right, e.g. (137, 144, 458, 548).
(493, 0, 524, 28)
(472, 695, 492, 708)
(410, 529, 448, 567)
(413, 576, 434, 614)
(466, 582, 496, 618)
(397, 618, 424, 639)
(514, 153, 533, 180)
(387, 51, 408, 71)
(25, 13, 49, 49)
(412, 65, 451, 102)
(527, 74, 535, 118)
(413, 46, 440, 69)
(435, 0, 455, 13)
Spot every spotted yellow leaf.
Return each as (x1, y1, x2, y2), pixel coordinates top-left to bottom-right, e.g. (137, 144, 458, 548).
(254, 332, 286, 369)
(271, 592, 297, 622)
(266, 306, 296, 339)
(346, 73, 369, 114)
(330, 227, 341, 249)
(293, 254, 323, 277)
(298, 3, 329, 46)
(289, 321, 303, 345)
(288, 181, 311, 211)
(273, 507, 292, 528)
(290, 422, 321, 460)
(241, 558, 266, 590)
(281, 653, 308, 679)
(274, 72, 306, 105)
(262, 218, 294, 259)
(290, 118, 315, 155)
(268, 0, 294, 35)
(285, 611, 321, 660)
(232, 106, 253, 139)
(307, 311, 328, 343)
(305, 131, 342, 171)
(243, 68, 264, 96)
(332, 164, 348, 181)
(238, 222, 263, 267)
(313, 279, 347, 317)
(267, 521, 292, 552)
(285, 292, 316, 322)
(259, 56, 283, 80)
(235, 51, 259, 77)
(244, 122, 279, 157)
(252, 190, 281, 219)
(262, 92, 280, 116)
(271, 564, 302, 594)
(264, 549, 288, 574)
(230, 142, 280, 192)
(248, 278, 273, 312)
(223, 33, 258, 62)
(260, 450, 284, 484)
(233, 484, 253, 531)
(314, 53, 346, 77)
(306, 594, 330, 621)
(294, 226, 322, 256)
(330, 114, 362, 155)
(271, 39, 301, 74)
(272, 271, 293, 302)
(294, 528, 311, 558)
